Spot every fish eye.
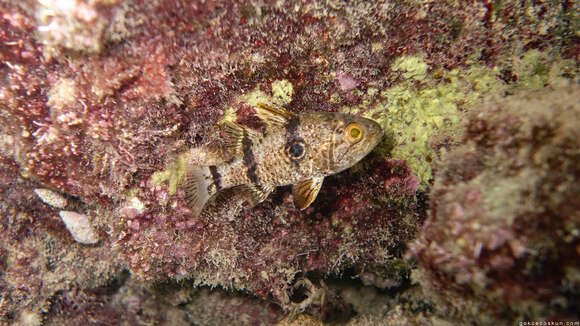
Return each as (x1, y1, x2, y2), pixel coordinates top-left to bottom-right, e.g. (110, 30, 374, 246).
(345, 123, 364, 143)
(286, 140, 306, 160)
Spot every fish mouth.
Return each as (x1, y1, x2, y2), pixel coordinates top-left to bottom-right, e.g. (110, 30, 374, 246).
(362, 118, 384, 149)
(336, 118, 384, 166)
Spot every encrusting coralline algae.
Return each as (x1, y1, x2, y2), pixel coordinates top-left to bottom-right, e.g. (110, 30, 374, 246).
(0, 0, 578, 325)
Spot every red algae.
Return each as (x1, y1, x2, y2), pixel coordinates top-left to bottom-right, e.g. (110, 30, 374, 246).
(0, 0, 578, 324)
(411, 85, 580, 325)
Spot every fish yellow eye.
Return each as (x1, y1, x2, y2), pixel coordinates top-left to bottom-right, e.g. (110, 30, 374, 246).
(345, 123, 364, 143)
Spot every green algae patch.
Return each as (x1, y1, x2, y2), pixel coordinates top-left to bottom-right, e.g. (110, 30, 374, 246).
(220, 79, 295, 124)
(238, 89, 271, 108)
(508, 49, 577, 91)
(242, 79, 294, 107)
(151, 154, 187, 198)
(343, 52, 577, 190)
(391, 56, 428, 81)
(271, 79, 294, 105)
(343, 57, 504, 189)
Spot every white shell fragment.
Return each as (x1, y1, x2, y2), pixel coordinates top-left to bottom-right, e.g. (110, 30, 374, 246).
(58, 211, 99, 245)
(34, 188, 68, 209)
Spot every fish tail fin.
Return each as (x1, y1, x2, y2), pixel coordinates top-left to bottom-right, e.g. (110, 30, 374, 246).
(184, 165, 216, 217)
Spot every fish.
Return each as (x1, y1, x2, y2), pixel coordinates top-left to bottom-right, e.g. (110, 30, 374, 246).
(184, 104, 384, 217)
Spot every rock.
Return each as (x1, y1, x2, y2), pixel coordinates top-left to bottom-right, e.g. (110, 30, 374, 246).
(58, 210, 99, 245)
(34, 188, 68, 209)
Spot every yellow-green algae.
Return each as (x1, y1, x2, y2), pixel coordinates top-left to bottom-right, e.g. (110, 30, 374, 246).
(341, 51, 576, 190)
(220, 79, 295, 124)
(151, 154, 186, 198)
(271, 79, 294, 105)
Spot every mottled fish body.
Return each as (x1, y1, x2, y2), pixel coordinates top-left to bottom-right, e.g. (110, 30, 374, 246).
(185, 104, 383, 217)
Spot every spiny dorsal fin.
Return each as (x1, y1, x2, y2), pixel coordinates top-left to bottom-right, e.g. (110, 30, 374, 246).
(220, 121, 261, 156)
(255, 103, 296, 128)
(220, 121, 245, 156)
(183, 165, 216, 218)
(235, 183, 274, 208)
(292, 176, 324, 210)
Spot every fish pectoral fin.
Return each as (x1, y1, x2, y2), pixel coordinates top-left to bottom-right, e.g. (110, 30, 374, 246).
(292, 177, 324, 210)
(184, 165, 216, 218)
(236, 183, 274, 208)
(255, 103, 296, 128)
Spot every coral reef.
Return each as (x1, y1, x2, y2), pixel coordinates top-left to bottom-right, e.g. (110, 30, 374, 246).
(410, 85, 580, 325)
(0, 0, 578, 324)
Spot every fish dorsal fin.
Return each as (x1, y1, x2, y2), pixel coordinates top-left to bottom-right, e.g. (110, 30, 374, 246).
(220, 121, 260, 157)
(292, 176, 324, 210)
(255, 103, 296, 128)
(221, 121, 245, 155)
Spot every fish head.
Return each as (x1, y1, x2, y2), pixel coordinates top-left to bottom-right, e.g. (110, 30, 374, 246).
(298, 113, 384, 174)
(328, 114, 383, 172)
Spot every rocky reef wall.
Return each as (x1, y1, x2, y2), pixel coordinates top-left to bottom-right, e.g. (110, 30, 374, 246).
(0, 0, 578, 325)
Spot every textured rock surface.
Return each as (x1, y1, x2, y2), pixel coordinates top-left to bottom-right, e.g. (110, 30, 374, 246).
(411, 85, 580, 325)
(58, 210, 99, 245)
(0, 0, 578, 325)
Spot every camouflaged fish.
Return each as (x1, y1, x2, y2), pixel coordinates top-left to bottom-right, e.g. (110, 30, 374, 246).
(185, 104, 383, 217)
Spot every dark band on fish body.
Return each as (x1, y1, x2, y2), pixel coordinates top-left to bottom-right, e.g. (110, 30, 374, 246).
(209, 165, 222, 190)
(285, 116, 300, 142)
(285, 116, 301, 166)
(242, 133, 260, 186)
